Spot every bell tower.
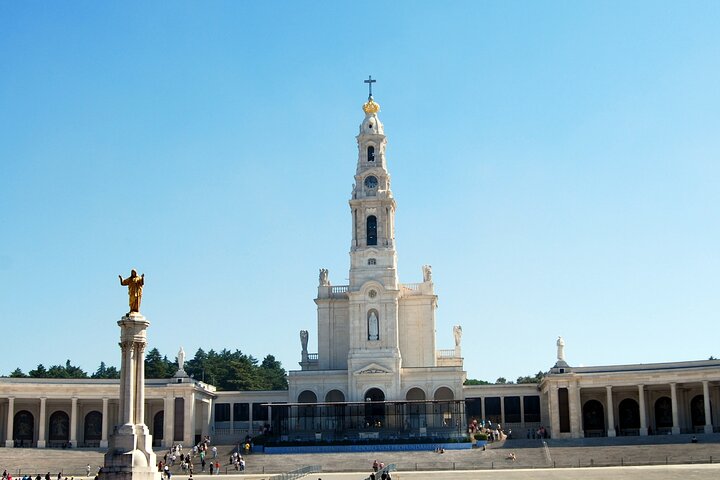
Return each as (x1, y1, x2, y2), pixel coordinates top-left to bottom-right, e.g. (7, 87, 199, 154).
(349, 83, 398, 290)
(346, 78, 402, 400)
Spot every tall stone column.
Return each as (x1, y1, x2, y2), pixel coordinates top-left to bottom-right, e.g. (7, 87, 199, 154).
(569, 383, 583, 438)
(103, 313, 159, 480)
(500, 396, 505, 426)
(5, 397, 15, 447)
(162, 395, 174, 448)
(101, 398, 109, 448)
(480, 397, 485, 422)
(606, 386, 616, 437)
(703, 381, 713, 434)
(37, 397, 47, 448)
(519, 396, 525, 427)
(638, 385, 648, 436)
(183, 392, 195, 447)
(70, 397, 78, 446)
(548, 386, 560, 438)
(229, 402, 234, 437)
(670, 382, 680, 434)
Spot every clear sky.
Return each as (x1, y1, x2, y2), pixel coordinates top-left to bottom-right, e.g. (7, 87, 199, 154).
(1, 1, 718, 383)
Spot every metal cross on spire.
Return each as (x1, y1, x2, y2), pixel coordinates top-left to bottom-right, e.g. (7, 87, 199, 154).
(364, 75, 376, 99)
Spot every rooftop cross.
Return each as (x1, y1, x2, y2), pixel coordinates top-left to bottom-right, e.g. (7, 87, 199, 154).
(364, 75, 376, 99)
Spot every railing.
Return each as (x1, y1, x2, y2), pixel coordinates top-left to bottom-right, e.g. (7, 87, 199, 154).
(436, 349, 457, 358)
(307, 353, 319, 361)
(330, 285, 349, 298)
(269, 465, 321, 480)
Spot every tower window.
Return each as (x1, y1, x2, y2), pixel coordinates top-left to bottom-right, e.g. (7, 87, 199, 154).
(367, 145, 375, 162)
(367, 215, 377, 246)
(368, 258, 376, 265)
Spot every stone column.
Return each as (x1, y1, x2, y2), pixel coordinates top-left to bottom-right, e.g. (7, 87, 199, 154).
(134, 343, 146, 426)
(201, 401, 210, 439)
(5, 397, 14, 447)
(480, 397, 485, 422)
(703, 381, 713, 434)
(183, 392, 195, 447)
(104, 313, 158, 480)
(249, 402, 254, 435)
(519, 396, 525, 427)
(70, 397, 78, 446)
(570, 383, 583, 438)
(37, 397, 47, 448)
(229, 402, 234, 437)
(101, 398, 109, 448)
(162, 395, 174, 448)
(670, 382, 680, 434)
(606, 386, 616, 437)
(500, 396, 505, 426)
(549, 386, 560, 438)
(638, 385, 648, 436)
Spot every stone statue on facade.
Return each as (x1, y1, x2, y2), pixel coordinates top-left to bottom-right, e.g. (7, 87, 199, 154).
(177, 346, 186, 371)
(422, 265, 432, 282)
(119, 269, 144, 313)
(319, 268, 330, 286)
(368, 311, 379, 341)
(557, 336, 565, 362)
(453, 325, 463, 347)
(300, 330, 309, 354)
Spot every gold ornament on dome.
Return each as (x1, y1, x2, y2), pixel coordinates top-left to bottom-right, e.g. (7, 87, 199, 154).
(363, 97, 380, 114)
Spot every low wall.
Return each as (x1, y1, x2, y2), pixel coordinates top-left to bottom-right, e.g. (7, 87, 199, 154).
(263, 441, 484, 454)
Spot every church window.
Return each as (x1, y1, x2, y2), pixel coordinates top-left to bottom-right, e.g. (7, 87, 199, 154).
(368, 258, 376, 265)
(366, 215, 377, 245)
(367, 145, 375, 161)
(367, 310, 379, 341)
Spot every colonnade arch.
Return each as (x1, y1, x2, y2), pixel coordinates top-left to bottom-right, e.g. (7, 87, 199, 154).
(83, 411, 102, 442)
(48, 411, 69, 442)
(13, 410, 34, 444)
(582, 400, 605, 433)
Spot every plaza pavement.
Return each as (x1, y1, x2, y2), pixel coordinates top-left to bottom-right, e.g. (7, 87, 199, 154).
(1, 440, 719, 480)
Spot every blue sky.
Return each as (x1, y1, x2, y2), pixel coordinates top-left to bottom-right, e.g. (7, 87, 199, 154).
(1, 1, 718, 382)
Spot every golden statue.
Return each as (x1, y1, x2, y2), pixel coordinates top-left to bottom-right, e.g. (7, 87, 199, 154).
(119, 269, 144, 313)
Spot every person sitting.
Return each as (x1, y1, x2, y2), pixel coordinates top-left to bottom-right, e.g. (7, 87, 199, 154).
(691, 435, 698, 443)
(506, 452, 516, 461)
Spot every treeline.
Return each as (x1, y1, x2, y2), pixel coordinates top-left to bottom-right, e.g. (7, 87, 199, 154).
(6, 348, 288, 391)
(464, 371, 546, 385)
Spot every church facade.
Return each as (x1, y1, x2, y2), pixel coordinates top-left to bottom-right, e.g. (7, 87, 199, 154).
(0, 92, 718, 449)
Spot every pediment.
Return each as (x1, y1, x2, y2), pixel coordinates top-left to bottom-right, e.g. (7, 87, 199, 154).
(354, 363, 391, 375)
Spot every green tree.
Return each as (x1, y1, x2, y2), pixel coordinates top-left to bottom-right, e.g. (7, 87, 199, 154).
(29, 364, 48, 377)
(464, 378, 491, 385)
(516, 371, 545, 384)
(145, 348, 173, 378)
(92, 361, 120, 379)
(259, 355, 288, 390)
(9, 368, 26, 378)
(495, 377, 509, 384)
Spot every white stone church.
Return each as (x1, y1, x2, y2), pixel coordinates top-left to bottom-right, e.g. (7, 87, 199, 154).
(0, 91, 718, 449)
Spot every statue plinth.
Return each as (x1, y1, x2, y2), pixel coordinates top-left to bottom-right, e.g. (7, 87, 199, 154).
(103, 313, 160, 480)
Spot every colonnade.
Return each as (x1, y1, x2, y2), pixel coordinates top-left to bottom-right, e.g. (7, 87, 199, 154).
(547, 380, 717, 438)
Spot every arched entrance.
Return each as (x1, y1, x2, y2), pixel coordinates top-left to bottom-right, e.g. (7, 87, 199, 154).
(582, 400, 605, 436)
(153, 411, 164, 446)
(83, 411, 102, 445)
(654, 397, 673, 429)
(49, 411, 70, 444)
(433, 387, 455, 429)
(691, 395, 706, 427)
(406, 388, 426, 430)
(297, 390, 318, 431)
(618, 398, 640, 435)
(324, 390, 346, 432)
(13, 410, 34, 447)
(364, 388, 385, 428)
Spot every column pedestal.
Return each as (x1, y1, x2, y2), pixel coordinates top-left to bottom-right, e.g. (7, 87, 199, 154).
(103, 313, 160, 480)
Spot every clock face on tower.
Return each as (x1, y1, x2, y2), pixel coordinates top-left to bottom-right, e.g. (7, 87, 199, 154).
(364, 175, 378, 189)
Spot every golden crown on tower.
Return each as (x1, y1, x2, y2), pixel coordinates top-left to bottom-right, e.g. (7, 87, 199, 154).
(362, 97, 380, 114)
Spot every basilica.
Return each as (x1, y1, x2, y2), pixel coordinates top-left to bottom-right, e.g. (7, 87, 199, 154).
(1, 91, 718, 449)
